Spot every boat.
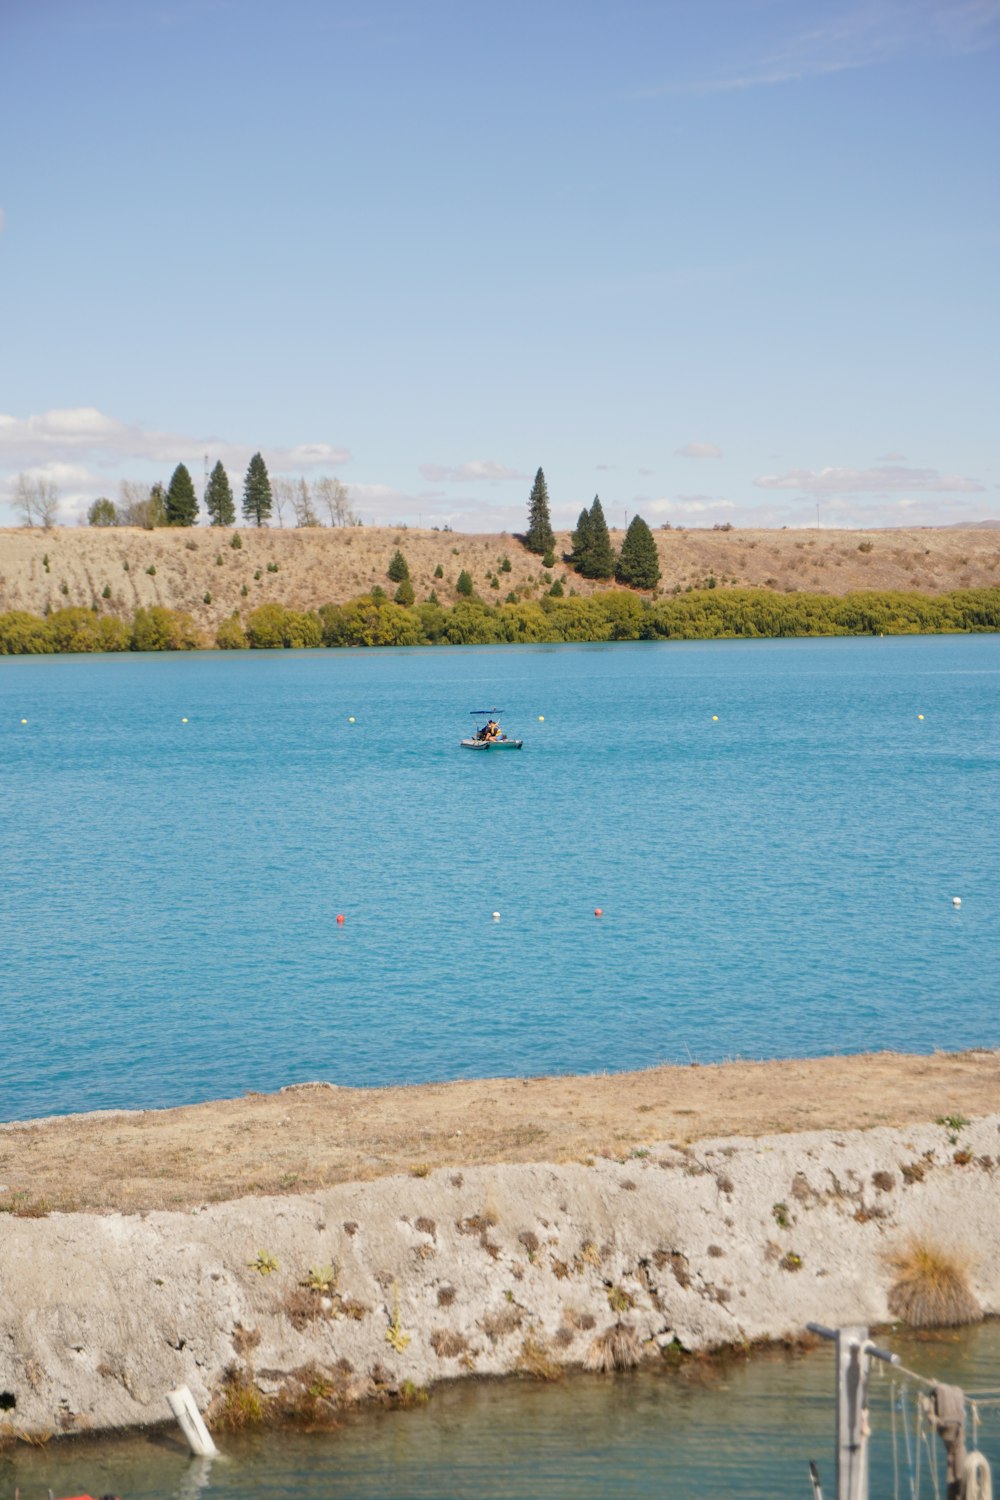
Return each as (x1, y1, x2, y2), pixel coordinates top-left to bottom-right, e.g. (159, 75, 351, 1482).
(461, 709, 523, 750)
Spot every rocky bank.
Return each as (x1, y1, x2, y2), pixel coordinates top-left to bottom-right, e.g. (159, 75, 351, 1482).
(3, 1114, 998, 1441)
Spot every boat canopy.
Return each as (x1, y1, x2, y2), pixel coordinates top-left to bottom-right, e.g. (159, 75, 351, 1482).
(470, 708, 504, 716)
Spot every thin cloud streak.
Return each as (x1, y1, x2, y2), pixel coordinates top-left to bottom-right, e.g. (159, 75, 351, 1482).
(641, 0, 1000, 97)
(755, 464, 985, 495)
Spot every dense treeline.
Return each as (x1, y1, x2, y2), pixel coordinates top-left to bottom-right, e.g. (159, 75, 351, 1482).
(2, 588, 1000, 656)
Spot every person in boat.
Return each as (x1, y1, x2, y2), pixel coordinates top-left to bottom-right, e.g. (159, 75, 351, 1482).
(477, 719, 501, 742)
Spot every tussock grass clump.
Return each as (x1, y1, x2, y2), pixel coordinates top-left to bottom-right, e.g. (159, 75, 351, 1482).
(886, 1238, 981, 1328)
(214, 1364, 270, 1429)
(517, 1329, 563, 1381)
(586, 1322, 642, 1373)
(430, 1328, 468, 1358)
(482, 1304, 524, 1341)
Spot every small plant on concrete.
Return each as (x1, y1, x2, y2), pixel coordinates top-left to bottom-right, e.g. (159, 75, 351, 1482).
(146, 565, 156, 576)
(779, 1252, 803, 1272)
(386, 1280, 411, 1353)
(607, 1285, 635, 1314)
(886, 1238, 981, 1328)
(772, 1202, 791, 1229)
(304, 1263, 338, 1293)
(518, 1230, 540, 1262)
(248, 1249, 279, 1275)
(937, 1114, 971, 1146)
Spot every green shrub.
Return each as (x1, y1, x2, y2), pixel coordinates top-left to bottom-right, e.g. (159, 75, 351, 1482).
(216, 614, 248, 650)
(230, 532, 243, 549)
(101, 584, 111, 599)
(394, 579, 415, 607)
(456, 569, 474, 597)
(388, 549, 410, 583)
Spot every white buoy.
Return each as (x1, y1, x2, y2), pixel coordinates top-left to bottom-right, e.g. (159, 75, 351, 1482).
(952, 896, 962, 908)
(492, 911, 501, 921)
(167, 1385, 218, 1458)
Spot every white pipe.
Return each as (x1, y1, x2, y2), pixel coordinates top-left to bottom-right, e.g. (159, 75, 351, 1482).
(167, 1385, 218, 1458)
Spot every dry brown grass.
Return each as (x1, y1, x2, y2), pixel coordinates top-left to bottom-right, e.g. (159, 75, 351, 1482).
(886, 1237, 982, 1328)
(3, 1050, 999, 1215)
(516, 1329, 563, 1381)
(586, 1322, 642, 1373)
(429, 1328, 469, 1358)
(2, 523, 998, 636)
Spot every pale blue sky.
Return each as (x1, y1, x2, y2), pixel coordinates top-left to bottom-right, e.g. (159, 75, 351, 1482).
(1, 0, 997, 530)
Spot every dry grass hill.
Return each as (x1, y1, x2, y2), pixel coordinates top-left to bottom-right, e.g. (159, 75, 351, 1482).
(1, 523, 999, 636)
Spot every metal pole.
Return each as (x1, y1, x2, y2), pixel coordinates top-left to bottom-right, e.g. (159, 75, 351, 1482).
(808, 1323, 899, 1500)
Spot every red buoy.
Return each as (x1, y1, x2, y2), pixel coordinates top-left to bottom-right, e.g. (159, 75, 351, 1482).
(336, 913, 345, 925)
(594, 908, 603, 917)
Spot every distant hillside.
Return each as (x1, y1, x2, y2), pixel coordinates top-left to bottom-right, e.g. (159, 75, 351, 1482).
(1, 524, 998, 633)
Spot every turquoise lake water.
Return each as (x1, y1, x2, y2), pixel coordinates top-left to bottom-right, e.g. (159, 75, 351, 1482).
(4, 1324, 1000, 1498)
(1, 634, 999, 1122)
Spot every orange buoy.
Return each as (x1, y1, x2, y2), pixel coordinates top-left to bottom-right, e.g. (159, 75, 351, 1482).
(335, 913, 345, 925)
(594, 908, 603, 917)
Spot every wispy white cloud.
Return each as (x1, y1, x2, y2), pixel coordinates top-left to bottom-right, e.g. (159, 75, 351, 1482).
(754, 464, 985, 495)
(0, 407, 351, 476)
(676, 442, 723, 459)
(875, 451, 908, 462)
(418, 459, 526, 483)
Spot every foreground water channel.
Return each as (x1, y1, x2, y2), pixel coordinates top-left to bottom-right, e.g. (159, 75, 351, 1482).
(4, 1323, 1000, 1499)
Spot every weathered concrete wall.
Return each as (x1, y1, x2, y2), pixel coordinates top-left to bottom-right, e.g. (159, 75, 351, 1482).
(3, 1116, 998, 1439)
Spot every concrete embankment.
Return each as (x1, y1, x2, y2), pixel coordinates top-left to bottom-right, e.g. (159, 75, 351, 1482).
(2, 1115, 998, 1440)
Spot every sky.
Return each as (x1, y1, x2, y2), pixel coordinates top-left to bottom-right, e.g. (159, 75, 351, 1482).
(0, 0, 997, 532)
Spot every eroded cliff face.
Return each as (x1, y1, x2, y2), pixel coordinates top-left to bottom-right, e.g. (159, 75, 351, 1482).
(3, 1116, 998, 1439)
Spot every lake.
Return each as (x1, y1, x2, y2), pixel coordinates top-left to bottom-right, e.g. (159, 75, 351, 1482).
(1, 634, 998, 1122)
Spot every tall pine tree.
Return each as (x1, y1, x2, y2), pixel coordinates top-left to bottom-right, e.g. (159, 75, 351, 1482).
(242, 452, 273, 527)
(524, 467, 555, 555)
(569, 507, 593, 572)
(205, 461, 236, 527)
(165, 463, 199, 526)
(615, 514, 660, 589)
(575, 495, 616, 579)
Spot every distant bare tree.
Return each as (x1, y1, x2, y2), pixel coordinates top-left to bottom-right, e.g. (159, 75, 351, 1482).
(117, 479, 166, 528)
(314, 475, 357, 526)
(13, 474, 37, 526)
(12, 473, 59, 528)
(271, 477, 294, 527)
(293, 477, 321, 527)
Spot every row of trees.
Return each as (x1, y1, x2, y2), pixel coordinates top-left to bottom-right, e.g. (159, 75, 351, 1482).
(3, 587, 999, 656)
(522, 467, 661, 589)
(8, 455, 359, 531)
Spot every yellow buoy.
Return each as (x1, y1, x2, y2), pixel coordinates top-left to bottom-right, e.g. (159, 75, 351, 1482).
(538, 715, 544, 722)
(348, 716, 356, 724)
(712, 715, 719, 721)
(20, 718, 27, 725)
(917, 714, 924, 720)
